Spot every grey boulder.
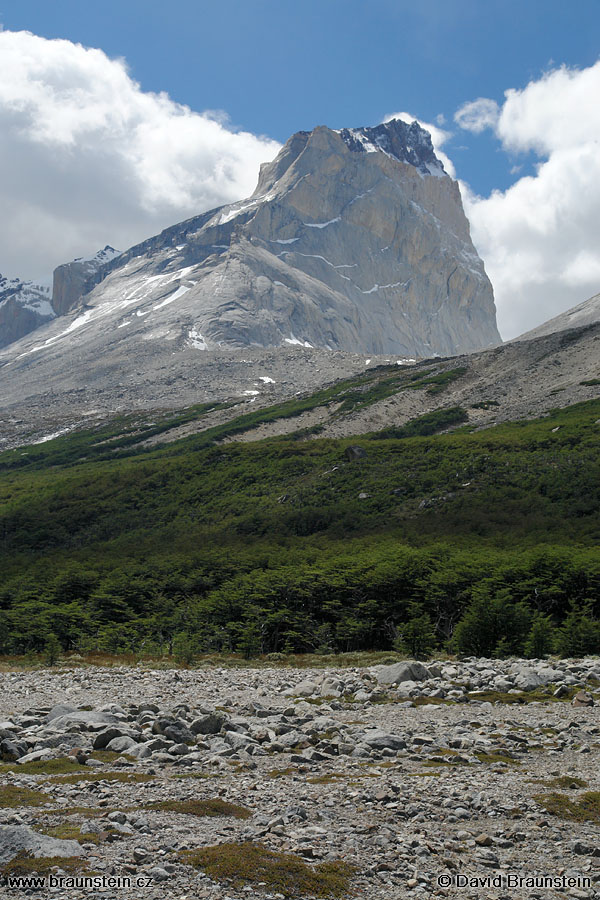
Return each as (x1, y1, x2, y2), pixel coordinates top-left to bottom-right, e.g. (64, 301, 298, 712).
(375, 660, 430, 685)
(0, 825, 84, 866)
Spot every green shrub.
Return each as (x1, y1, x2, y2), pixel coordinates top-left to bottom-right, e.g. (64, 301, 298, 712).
(452, 590, 531, 657)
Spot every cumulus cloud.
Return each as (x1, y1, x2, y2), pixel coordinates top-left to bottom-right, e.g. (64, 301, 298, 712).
(455, 62, 600, 338)
(454, 98, 500, 134)
(0, 30, 281, 282)
(383, 110, 456, 178)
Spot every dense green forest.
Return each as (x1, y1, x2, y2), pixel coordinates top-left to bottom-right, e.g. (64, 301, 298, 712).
(0, 389, 599, 660)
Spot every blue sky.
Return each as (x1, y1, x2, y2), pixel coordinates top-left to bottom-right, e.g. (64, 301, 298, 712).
(3, 0, 598, 194)
(0, 0, 600, 330)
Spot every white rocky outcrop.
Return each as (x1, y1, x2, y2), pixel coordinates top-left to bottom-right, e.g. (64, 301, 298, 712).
(0, 276, 54, 349)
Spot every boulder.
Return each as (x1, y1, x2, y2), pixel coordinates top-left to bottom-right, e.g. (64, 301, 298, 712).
(362, 730, 407, 751)
(190, 713, 228, 735)
(0, 825, 84, 866)
(572, 690, 594, 707)
(163, 724, 195, 745)
(375, 660, 430, 685)
(106, 735, 138, 753)
(15, 749, 53, 765)
(293, 680, 320, 697)
(511, 667, 544, 691)
(0, 738, 28, 761)
(93, 727, 137, 750)
(320, 678, 344, 697)
(48, 710, 121, 730)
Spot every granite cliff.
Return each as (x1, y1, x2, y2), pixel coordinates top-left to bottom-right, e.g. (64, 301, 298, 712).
(51, 246, 121, 316)
(62, 119, 499, 357)
(2, 119, 499, 367)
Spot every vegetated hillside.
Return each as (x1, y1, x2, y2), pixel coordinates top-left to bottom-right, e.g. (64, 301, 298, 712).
(0, 386, 599, 660)
(1, 316, 598, 453)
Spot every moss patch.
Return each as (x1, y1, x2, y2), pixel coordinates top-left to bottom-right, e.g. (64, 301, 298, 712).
(307, 773, 348, 785)
(466, 687, 578, 705)
(35, 824, 108, 845)
(544, 775, 589, 790)
(534, 791, 600, 822)
(267, 767, 300, 779)
(475, 751, 520, 766)
(44, 806, 105, 817)
(146, 798, 251, 819)
(1, 852, 88, 877)
(0, 785, 54, 808)
(46, 771, 153, 785)
(180, 842, 355, 898)
(0, 757, 88, 776)
(171, 772, 215, 780)
(88, 750, 136, 763)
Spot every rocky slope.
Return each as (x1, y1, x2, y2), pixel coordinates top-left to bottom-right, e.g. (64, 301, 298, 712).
(0, 276, 54, 350)
(0, 659, 598, 898)
(515, 290, 600, 341)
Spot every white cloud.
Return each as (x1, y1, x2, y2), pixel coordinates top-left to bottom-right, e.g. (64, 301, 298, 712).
(0, 30, 281, 282)
(454, 97, 499, 134)
(455, 62, 600, 338)
(383, 110, 456, 178)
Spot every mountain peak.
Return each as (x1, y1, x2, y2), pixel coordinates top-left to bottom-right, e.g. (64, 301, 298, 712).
(337, 119, 445, 176)
(254, 119, 445, 198)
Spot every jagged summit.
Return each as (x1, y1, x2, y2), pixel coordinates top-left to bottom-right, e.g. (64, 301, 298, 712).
(72, 246, 121, 266)
(338, 119, 446, 177)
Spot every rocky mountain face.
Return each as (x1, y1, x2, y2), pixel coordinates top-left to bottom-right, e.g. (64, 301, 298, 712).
(0, 276, 54, 350)
(514, 290, 600, 341)
(51, 246, 121, 316)
(0, 119, 499, 376)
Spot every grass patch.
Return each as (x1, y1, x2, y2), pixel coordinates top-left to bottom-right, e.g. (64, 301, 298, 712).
(0, 785, 54, 807)
(0, 757, 88, 776)
(410, 696, 452, 707)
(267, 767, 300, 779)
(534, 791, 600, 822)
(471, 400, 500, 409)
(35, 824, 108, 845)
(46, 771, 153, 785)
(307, 773, 348, 785)
(88, 750, 136, 763)
(474, 751, 520, 766)
(44, 806, 105, 817)
(145, 798, 251, 819)
(171, 772, 215, 780)
(465, 687, 578, 705)
(405, 367, 468, 395)
(375, 406, 468, 439)
(1, 852, 88, 877)
(545, 775, 589, 790)
(407, 771, 442, 777)
(180, 841, 355, 898)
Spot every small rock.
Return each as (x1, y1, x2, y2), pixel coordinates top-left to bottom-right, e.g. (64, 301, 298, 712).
(572, 690, 594, 707)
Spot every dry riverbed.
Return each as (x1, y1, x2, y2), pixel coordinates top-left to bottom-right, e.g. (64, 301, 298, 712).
(0, 657, 599, 899)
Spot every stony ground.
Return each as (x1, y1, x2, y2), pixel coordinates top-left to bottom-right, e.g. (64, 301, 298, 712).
(0, 657, 599, 900)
